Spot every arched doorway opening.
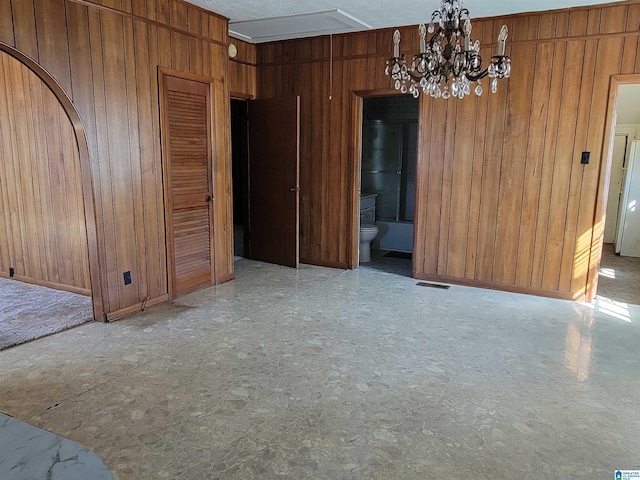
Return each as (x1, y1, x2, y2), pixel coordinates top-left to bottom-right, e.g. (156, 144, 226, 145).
(0, 42, 104, 321)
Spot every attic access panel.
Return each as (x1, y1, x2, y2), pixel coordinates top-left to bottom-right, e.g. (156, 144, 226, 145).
(230, 9, 371, 43)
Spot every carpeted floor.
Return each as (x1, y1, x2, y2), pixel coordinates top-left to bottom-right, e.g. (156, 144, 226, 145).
(0, 278, 93, 351)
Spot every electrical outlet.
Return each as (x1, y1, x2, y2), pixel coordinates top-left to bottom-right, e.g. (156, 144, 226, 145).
(123, 271, 132, 285)
(581, 151, 590, 164)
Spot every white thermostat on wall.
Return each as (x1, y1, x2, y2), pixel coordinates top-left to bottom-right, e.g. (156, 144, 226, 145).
(228, 43, 237, 58)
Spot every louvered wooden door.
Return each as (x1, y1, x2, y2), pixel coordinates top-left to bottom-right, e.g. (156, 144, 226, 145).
(161, 74, 214, 298)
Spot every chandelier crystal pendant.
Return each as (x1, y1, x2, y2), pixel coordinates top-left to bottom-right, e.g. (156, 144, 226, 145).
(385, 0, 511, 99)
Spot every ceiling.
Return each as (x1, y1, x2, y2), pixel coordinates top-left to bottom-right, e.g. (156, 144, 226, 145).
(185, 0, 630, 42)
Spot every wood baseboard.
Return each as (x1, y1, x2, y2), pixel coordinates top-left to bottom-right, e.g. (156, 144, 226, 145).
(105, 294, 169, 322)
(301, 259, 349, 269)
(216, 272, 235, 284)
(0, 272, 91, 296)
(412, 272, 584, 302)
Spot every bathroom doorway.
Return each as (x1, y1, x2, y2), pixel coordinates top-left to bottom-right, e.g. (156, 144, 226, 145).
(357, 95, 419, 276)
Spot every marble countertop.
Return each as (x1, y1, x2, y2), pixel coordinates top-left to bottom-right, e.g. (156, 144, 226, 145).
(0, 413, 111, 480)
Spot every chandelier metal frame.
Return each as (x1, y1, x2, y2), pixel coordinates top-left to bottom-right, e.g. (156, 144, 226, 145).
(385, 0, 512, 99)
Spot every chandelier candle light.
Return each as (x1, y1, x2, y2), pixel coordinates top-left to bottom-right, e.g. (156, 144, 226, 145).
(385, 0, 511, 99)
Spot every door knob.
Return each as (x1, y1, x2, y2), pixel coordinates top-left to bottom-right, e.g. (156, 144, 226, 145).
(289, 187, 298, 192)
(205, 195, 212, 202)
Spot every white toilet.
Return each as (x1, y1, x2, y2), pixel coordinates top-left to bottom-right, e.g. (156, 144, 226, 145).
(359, 223, 379, 263)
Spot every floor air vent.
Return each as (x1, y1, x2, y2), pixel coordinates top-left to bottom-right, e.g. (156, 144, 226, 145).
(416, 282, 451, 290)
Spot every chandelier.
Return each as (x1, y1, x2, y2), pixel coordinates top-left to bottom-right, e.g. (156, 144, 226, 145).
(385, 0, 511, 99)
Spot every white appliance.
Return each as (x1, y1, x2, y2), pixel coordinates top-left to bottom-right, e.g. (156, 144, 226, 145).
(616, 140, 640, 257)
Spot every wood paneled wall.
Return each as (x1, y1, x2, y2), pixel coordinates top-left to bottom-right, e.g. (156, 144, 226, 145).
(0, 51, 90, 295)
(229, 39, 256, 98)
(0, 0, 234, 319)
(257, 1, 640, 299)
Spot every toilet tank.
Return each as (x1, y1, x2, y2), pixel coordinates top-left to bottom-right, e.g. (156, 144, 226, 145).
(360, 194, 377, 224)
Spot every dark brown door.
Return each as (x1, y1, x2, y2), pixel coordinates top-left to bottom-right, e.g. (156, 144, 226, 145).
(161, 74, 214, 297)
(247, 97, 300, 268)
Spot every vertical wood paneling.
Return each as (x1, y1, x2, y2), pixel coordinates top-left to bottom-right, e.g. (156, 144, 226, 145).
(576, 37, 626, 297)
(339, 59, 351, 263)
(622, 36, 638, 73)
(556, 12, 570, 38)
(101, 0, 122, 10)
(1, 54, 25, 276)
(134, 19, 166, 300)
(257, 3, 640, 299)
(493, 43, 535, 285)
(628, 4, 640, 32)
(538, 14, 557, 39)
(436, 101, 458, 276)
(187, 5, 200, 36)
(208, 14, 225, 44)
(0, 59, 15, 273)
(1, 0, 234, 316)
(156, 0, 168, 24)
(587, 8, 602, 36)
(599, 5, 628, 34)
(328, 58, 344, 263)
(0, 51, 90, 293)
(446, 96, 475, 278)
(321, 57, 332, 262)
(475, 81, 508, 281)
(547, 81, 580, 287)
(210, 42, 234, 282)
(559, 39, 597, 293)
(464, 93, 488, 280)
(4, 0, 639, 309)
(131, 0, 146, 17)
(11, 0, 38, 59)
(530, 42, 566, 289)
(89, 10, 113, 309)
(157, 24, 171, 67)
(309, 60, 324, 262)
(124, 15, 146, 303)
(33, 0, 72, 94)
(542, 40, 584, 291)
(423, 98, 447, 274)
(297, 61, 312, 261)
(0, 0, 14, 45)
(569, 10, 589, 37)
(412, 97, 431, 275)
(515, 41, 554, 286)
(229, 39, 257, 98)
(171, 31, 189, 71)
(101, 10, 135, 309)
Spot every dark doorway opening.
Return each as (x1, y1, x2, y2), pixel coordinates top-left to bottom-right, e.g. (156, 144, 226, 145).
(358, 95, 418, 277)
(231, 99, 249, 259)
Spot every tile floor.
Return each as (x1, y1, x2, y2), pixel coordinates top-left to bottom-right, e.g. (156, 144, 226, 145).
(359, 249, 413, 278)
(598, 243, 640, 305)
(1, 259, 640, 479)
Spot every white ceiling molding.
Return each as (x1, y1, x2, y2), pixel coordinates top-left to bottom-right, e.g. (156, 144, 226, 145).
(229, 9, 372, 43)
